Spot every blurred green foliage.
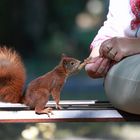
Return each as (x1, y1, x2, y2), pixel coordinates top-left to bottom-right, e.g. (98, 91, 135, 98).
(0, 0, 108, 60)
(0, 0, 109, 81)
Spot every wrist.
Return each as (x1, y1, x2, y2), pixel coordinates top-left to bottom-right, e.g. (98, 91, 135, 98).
(126, 38, 140, 50)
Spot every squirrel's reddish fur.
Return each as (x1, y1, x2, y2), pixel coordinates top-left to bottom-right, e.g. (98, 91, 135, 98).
(23, 55, 91, 116)
(0, 47, 26, 103)
(24, 55, 81, 115)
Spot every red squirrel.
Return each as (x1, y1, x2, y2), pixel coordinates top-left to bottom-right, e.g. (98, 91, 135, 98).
(24, 54, 91, 116)
(0, 46, 91, 116)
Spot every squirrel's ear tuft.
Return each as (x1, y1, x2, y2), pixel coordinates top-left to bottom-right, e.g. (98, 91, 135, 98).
(61, 53, 67, 58)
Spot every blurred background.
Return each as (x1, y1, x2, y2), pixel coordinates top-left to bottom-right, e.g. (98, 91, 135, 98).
(0, 0, 140, 140)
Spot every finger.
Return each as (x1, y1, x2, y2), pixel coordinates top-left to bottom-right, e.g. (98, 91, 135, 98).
(102, 65, 110, 77)
(91, 57, 103, 72)
(114, 53, 124, 62)
(99, 40, 112, 56)
(97, 58, 110, 74)
(87, 56, 100, 63)
(104, 60, 116, 76)
(108, 48, 117, 60)
(85, 57, 104, 78)
(85, 57, 103, 72)
(100, 44, 112, 57)
(85, 56, 100, 71)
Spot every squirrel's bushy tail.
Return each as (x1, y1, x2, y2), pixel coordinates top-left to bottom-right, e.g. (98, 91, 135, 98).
(0, 47, 26, 103)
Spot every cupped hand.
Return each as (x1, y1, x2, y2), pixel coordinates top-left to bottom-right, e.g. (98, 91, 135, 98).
(85, 56, 111, 78)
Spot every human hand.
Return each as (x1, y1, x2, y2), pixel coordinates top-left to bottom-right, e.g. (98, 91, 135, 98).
(99, 37, 140, 62)
(99, 37, 125, 61)
(85, 56, 111, 78)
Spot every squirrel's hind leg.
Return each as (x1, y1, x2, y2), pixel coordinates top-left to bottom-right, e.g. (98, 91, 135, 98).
(32, 90, 53, 117)
(35, 107, 53, 117)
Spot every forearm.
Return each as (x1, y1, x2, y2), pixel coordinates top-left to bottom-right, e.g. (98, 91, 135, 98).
(118, 37, 140, 51)
(129, 37, 140, 47)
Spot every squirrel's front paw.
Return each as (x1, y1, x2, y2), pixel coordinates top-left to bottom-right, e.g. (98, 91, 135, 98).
(56, 104, 63, 110)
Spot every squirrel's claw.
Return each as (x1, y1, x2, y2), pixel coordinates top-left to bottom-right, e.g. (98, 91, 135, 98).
(35, 107, 53, 117)
(56, 104, 63, 110)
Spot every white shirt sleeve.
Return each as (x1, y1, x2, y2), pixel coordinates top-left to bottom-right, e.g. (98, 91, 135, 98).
(90, 0, 132, 49)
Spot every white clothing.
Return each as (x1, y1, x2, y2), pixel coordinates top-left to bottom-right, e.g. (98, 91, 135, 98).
(91, 0, 140, 49)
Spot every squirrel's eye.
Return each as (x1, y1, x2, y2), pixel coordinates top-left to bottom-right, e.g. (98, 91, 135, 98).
(71, 62, 74, 65)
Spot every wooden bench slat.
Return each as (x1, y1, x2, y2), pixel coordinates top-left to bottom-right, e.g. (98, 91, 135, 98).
(0, 109, 125, 123)
(0, 100, 139, 123)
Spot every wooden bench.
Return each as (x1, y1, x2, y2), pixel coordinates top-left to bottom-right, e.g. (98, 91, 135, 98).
(0, 100, 140, 123)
